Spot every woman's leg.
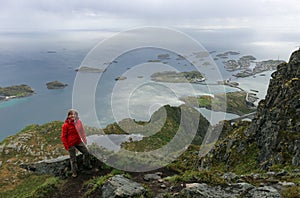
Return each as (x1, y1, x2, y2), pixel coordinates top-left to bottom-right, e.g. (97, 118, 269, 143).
(76, 142, 92, 169)
(69, 146, 78, 177)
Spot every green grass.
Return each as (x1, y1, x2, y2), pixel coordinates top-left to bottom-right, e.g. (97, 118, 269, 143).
(166, 170, 226, 186)
(182, 91, 256, 116)
(0, 175, 60, 198)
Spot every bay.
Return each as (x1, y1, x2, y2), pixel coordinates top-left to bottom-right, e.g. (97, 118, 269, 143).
(0, 30, 279, 141)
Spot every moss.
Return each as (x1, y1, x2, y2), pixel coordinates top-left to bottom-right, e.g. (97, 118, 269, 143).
(202, 121, 261, 174)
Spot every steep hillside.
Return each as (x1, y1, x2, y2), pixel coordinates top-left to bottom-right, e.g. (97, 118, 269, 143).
(0, 121, 67, 192)
(247, 49, 300, 169)
(199, 49, 300, 196)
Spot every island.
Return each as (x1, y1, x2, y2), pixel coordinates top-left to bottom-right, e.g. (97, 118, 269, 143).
(223, 57, 285, 77)
(151, 71, 205, 83)
(216, 51, 240, 58)
(157, 53, 170, 59)
(0, 84, 34, 101)
(46, 81, 68, 89)
(75, 66, 106, 73)
(115, 76, 127, 81)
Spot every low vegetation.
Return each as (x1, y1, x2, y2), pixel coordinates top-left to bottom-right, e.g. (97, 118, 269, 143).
(181, 91, 256, 115)
(0, 84, 34, 98)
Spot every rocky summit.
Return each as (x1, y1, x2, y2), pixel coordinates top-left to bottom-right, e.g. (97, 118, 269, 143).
(246, 49, 300, 169)
(200, 49, 300, 171)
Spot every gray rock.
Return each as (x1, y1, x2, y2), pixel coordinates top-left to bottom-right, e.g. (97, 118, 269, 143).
(275, 170, 287, 177)
(181, 183, 232, 198)
(20, 155, 70, 176)
(278, 181, 296, 187)
(101, 175, 146, 198)
(180, 182, 282, 198)
(245, 186, 282, 198)
(144, 173, 162, 181)
(222, 172, 238, 181)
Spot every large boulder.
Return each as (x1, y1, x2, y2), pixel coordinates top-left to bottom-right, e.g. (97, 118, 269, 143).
(101, 175, 146, 198)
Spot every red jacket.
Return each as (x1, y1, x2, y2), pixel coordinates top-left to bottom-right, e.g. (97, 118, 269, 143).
(61, 118, 87, 150)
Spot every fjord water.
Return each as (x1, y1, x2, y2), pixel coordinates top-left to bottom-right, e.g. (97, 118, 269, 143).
(0, 31, 280, 141)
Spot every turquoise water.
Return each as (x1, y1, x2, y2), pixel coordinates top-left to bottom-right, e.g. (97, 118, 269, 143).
(0, 97, 29, 109)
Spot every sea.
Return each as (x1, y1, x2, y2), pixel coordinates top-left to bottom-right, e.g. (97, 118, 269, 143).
(0, 29, 295, 141)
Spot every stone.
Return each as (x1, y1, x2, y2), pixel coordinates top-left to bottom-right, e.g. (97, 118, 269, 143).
(245, 186, 282, 198)
(222, 172, 239, 181)
(144, 173, 161, 181)
(278, 181, 296, 187)
(101, 175, 146, 198)
(275, 170, 287, 177)
(180, 182, 282, 198)
(160, 184, 167, 188)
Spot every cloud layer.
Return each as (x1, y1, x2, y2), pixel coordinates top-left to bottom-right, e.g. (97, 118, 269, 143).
(1, 0, 300, 32)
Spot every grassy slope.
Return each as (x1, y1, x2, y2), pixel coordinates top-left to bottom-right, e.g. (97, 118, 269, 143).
(1, 109, 299, 197)
(0, 121, 67, 193)
(182, 91, 255, 116)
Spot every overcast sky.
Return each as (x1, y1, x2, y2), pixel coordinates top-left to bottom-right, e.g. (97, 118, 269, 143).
(0, 0, 299, 31)
(0, 0, 299, 58)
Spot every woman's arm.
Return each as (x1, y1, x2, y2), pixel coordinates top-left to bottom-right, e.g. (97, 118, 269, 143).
(61, 124, 69, 150)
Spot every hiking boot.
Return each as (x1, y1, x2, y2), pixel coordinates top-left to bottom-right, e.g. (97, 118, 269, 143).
(72, 172, 78, 178)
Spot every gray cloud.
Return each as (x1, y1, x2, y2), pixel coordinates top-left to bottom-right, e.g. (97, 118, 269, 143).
(1, 0, 300, 32)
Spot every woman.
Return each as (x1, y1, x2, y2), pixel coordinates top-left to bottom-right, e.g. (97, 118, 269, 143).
(61, 109, 92, 178)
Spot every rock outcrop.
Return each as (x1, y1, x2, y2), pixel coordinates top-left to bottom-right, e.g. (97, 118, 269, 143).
(246, 49, 300, 169)
(199, 49, 300, 171)
(179, 182, 282, 198)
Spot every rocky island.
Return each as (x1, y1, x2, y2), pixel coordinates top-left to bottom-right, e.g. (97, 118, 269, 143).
(0, 84, 34, 101)
(151, 70, 205, 83)
(75, 66, 106, 73)
(46, 81, 68, 89)
(223, 56, 285, 77)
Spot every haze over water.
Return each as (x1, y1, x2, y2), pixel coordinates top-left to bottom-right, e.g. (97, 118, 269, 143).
(0, 29, 297, 141)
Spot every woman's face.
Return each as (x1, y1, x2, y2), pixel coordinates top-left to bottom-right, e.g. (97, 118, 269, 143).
(68, 112, 77, 121)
